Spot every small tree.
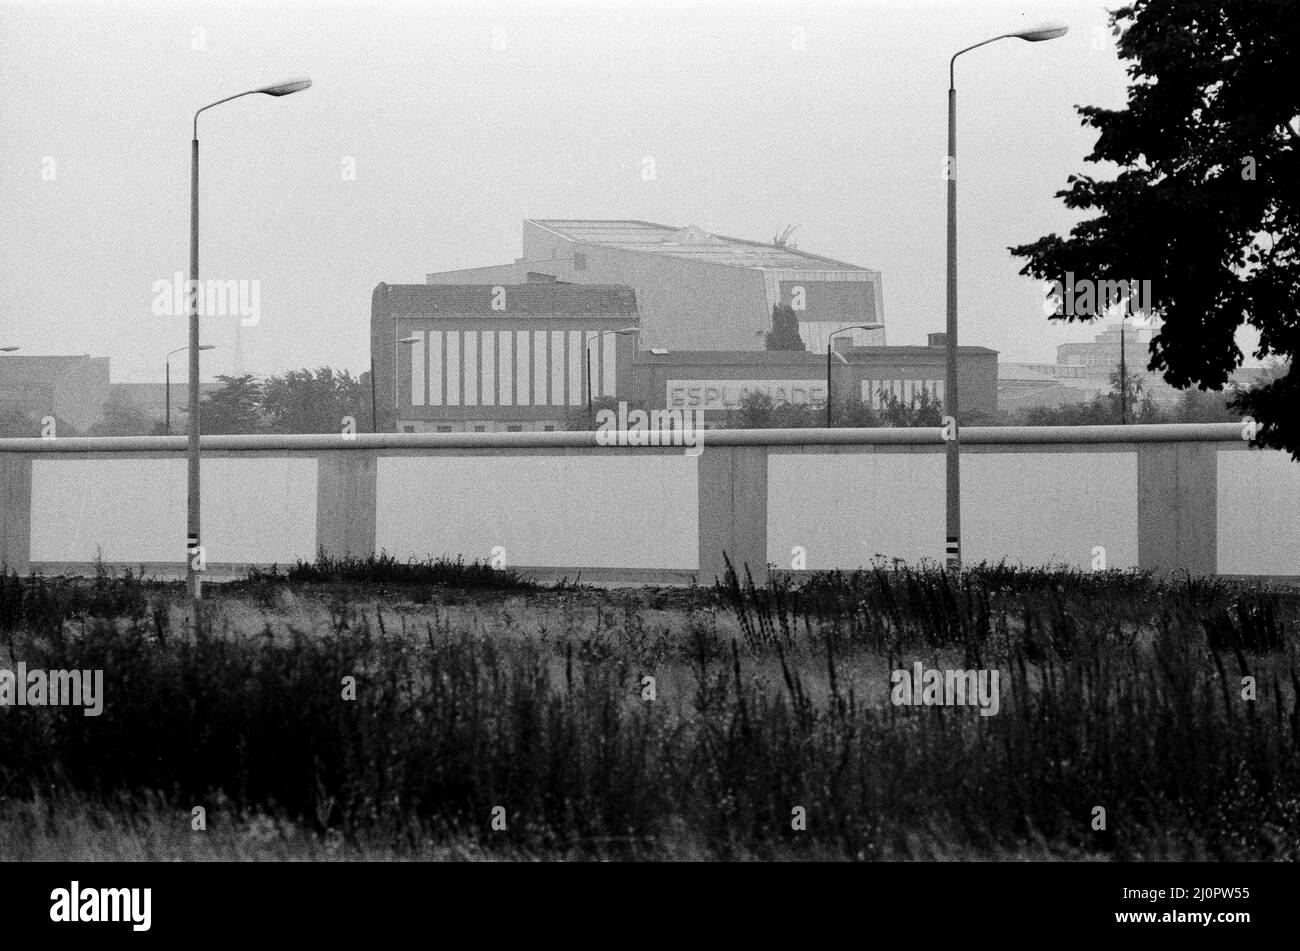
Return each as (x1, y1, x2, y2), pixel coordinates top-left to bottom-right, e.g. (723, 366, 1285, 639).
(874, 386, 944, 427)
(834, 395, 880, 428)
(86, 392, 160, 437)
(262, 367, 369, 434)
(764, 303, 807, 352)
(732, 391, 776, 428)
(576, 395, 649, 430)
(0, 405, 38, 438)
(1171, 388, 1234, 423)
(199, 374, 265, 435)
(1107, 366, 1147, 423)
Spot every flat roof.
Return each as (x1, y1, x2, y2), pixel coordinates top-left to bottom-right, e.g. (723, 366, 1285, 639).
(529, 219, 875, 272)
(377, 282, 639, 317)
(636, 345, 997, 363)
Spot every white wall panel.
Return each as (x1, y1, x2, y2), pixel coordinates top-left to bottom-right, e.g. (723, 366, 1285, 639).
(1218, 450, 1300, 575)
(377, 455, 698, 568)
(768, 452, 945, 567)
(963, 452, 1138, 569)
(30, 457, 317, 565)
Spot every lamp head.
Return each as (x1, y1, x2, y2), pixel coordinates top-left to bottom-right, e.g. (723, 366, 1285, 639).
(1013, 23, 1069, 41)
(258, 77, 312, 96)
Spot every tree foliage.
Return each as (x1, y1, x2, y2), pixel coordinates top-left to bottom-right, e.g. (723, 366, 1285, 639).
(1009, 0, 1300, 456)
(198, 374, 265, 435)
(764, 303, 807, 352)
(262, 367, 370, 434)
(86, 391, 163, 437)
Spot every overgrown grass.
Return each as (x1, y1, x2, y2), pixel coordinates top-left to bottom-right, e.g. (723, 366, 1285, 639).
(0, 561, 1296, 860)
(261, 551, 544, 589)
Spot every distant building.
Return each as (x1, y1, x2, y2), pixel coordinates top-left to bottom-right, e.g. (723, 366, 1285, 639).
(636, 339, 998, 422)
(0, 354, 110, 432)
(108, 382, 221, 430)
(1003, 319, 1266, 410)
(998, 363, 1101, 412)
(426, 219, 887, 353)
(371, 281, 642, 433)
(0, 354, 223, 435)
(373, 275, 996, 432)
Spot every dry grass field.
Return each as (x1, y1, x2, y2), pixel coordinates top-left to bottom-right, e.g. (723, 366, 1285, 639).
(2, 557, 1298, 861)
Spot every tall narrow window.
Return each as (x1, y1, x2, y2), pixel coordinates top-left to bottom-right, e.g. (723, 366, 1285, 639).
(533, 330, 548, 405)
(428, 331, 443, 406)
(515, 331, 530, 406)
(550, 331, 565, 406)
(498, 331, 513, 405)
(463, 331, 478, 407)
(567, 331, 582, 405)
(602, 332, 616, 397)
(446, 332, 461, 406)
(481, 331, 495, 407)
(409, 331, 426, 406)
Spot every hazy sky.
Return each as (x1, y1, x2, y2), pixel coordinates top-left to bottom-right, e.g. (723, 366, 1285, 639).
(2, 0, 1169, 383)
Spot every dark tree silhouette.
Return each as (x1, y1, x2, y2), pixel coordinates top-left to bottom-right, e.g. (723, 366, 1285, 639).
(1010, 0, 1300, 456)
(764, 303, 807, 352)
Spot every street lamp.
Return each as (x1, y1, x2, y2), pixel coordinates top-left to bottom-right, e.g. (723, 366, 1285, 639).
(1118, 312, 1128, 424)
(376, 335, 420, 433)
(166, 344, 216, 434)
(945, 22, 1067, 569)
(586, 327, 639, 426)
(187, 77, 311, 600)
(826, 323, 885, 427)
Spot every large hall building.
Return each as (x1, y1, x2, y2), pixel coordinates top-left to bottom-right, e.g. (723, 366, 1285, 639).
(372, 218, 998, 432)
(426, 219, 888, 353)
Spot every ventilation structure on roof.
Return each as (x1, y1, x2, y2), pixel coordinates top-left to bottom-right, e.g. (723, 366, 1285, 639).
(665, 225, 716, 244)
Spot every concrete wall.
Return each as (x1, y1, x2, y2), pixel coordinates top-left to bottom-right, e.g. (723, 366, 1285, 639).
(0, 424, 1294, 582)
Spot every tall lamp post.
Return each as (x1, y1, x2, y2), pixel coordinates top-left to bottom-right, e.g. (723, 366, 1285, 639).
(586, 327, 639, 427)
(1118, 314, 1127, 424)
(187, 77, 311, 600)
(945, 22, 1067, 569)
(826, 323, 885, 427)
(166, 344, 215, 435)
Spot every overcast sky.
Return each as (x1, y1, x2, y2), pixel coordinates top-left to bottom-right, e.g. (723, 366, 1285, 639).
(1, 0, 1191, 383)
